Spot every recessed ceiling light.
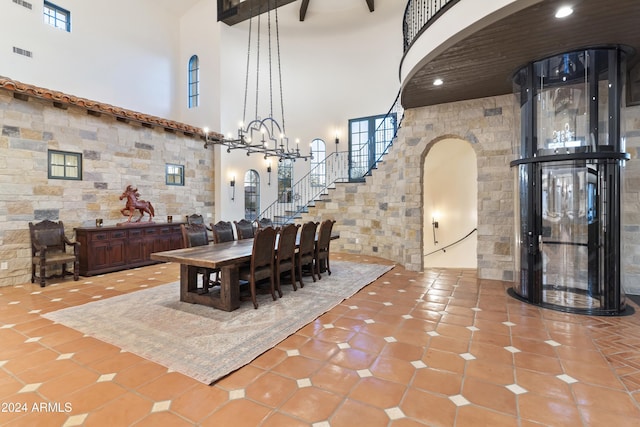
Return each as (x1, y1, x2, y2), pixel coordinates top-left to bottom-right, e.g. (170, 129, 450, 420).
(555, 6, 573, 18)
(433, 78, 443, 86)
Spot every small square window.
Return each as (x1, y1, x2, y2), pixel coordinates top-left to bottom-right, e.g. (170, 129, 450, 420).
(43, 1, 71, 32)
(166, 164, 185, 186)
(48, 150, 82, 180)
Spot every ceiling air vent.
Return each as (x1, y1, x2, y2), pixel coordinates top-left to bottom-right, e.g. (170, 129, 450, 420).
(13, 0, 33, 10)
(13, 47, 33, 58)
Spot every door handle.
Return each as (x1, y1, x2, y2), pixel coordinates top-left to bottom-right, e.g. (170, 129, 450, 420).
(538, 235, 543, 253)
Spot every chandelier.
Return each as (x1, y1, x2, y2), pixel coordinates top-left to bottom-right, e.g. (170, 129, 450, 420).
(204, 0, 311, 161)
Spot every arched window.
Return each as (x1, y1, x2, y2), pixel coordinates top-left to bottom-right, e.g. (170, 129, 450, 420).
(188, 55, 199, 108)
(310, 138, 326, 187)
(244, 170, 260, 220)
(278, 159, 293, 202)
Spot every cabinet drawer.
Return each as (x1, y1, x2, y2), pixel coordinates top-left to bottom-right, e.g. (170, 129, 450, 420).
(109, 230, 128, 240)
(129, 229, 144, 238)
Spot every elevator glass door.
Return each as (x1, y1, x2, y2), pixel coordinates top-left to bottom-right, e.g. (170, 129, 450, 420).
(539, 162, 600, 310)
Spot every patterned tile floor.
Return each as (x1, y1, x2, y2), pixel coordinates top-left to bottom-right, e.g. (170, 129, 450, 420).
(1, 253, 640, 426)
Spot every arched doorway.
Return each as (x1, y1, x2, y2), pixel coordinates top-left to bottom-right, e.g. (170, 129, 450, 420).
(423, 138, 478, 268)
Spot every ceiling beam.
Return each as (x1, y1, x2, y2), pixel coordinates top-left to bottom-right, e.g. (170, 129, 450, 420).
(220, 0, 297, 26)
(300, 0, 310, 21)
(365, 0, 374, 12)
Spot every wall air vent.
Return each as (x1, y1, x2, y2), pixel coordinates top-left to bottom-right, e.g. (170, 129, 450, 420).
(13, 0, 33, 10)
(13, 47, 33, 58)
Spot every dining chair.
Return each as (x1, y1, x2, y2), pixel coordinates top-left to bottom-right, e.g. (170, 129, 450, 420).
(29, 219, 80, 287)
(186, 213, 213, 242)
(238, 226, 277, 309)
(274, 223, 300, 297)
(296, 221, 318, 288)
(211, 221, 235, 243)
(314, 219, 336, 279)
(256, 217, 274, 230)
(234, 219, 255, 240)
(181, 224, 217, 292)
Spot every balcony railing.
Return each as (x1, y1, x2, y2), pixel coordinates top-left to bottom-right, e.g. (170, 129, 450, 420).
(403, 0, 460, 52)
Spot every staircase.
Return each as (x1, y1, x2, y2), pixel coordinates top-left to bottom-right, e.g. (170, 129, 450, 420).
(257, 90, 404, 225)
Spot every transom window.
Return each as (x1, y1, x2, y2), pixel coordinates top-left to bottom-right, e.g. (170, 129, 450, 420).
(48, 150, 81, 180)
(166, 164, 184, 186)
(43, 1, 70, 32)
(188, 55, 200, 108)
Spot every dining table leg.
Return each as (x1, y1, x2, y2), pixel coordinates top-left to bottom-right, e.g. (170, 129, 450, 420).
(219, 265, 240, 311)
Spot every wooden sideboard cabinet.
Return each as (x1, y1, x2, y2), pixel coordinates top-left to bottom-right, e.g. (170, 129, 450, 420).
(75, 223, 184, 276)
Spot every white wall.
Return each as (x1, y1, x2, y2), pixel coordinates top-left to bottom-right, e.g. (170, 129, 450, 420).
(211, 0, 405, 221)
(0, 0, 183, 119)
(423, 138, 478, 268)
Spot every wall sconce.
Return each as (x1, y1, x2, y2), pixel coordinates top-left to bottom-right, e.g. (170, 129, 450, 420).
(230, 176, 236, 201)
(267, 161, 272, 186)
(432, 217, 439, 245)
(335, 129, 340, 154)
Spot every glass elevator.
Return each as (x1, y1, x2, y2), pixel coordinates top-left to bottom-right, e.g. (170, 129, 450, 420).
(510, 47, 630, 315)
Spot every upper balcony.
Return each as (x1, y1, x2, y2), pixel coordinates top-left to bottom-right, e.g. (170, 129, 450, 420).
(400, 0, 640, 109)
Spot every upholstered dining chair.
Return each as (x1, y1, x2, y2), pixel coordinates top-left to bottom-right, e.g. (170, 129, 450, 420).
(181, 223, 217, 292)
(186, 213, 213, 241)
(314, 219, 336, 279)
(211, 221, 235, 243)
(238, 226, 277, 309)
(234, 219, 255, 240)
(256, 217, 274, 230)
(296, 221, 318, 288)
(274, 223, 300, 297)
(29, 220, 80, 287)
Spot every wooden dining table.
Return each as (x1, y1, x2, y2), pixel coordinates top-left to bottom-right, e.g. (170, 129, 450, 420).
(150, 233, 338, 311)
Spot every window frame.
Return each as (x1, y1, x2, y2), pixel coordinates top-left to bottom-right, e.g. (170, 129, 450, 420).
(43, 1, 71, 32)
(188, 55, 200, 108)
(244, 169, 260, 221)
(166, 163, 185, 186)
(310, 138, 326, 187)
(48, 149, 82, 180)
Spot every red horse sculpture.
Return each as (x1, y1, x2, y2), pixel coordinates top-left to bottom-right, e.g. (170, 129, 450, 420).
(119, 185, 155, 223)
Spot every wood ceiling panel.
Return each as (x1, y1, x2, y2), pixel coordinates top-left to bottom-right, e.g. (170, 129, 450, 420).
(402, 0, 640, 109)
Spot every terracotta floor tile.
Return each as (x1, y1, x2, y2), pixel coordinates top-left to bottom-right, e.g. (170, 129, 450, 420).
(514, 351, 564, 375)
(369, 356, 416, 384)
(132, 411, 194, 427)
(514, 368, 574, 401)
(330, 398, 390, 427)
(244, 371, 298, 407)
(310, 363, 360, 395)
(329, 347, 377, 371)
(299, 337, 340, 361)
(572, 382, 640, 417)
(455, 404, 519, 427)
(279, 387, 342, 423)
(518, 392, 584, 427)
(380, 341, 424, 361)
(136, 371, 197, 401)
(401, 388, 457, 426)
(349, 376, 406, 407)
(562, 359, 626, 389)
(113, 360, 169, 389)
(84, 393, 153, 427)
(201, 399, 271, 427)
(461, 376, 517, 416)
(412, 367, 462, 396)
(37, 366, 100, 400)
(170, 383, 228, 423)
(261, 412, 311, 427)
(464, 359, 515, 385)
(422, 348, 466, 374)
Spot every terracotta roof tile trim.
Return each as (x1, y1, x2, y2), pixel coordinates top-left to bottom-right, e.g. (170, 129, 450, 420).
(0, 76, 223, 140)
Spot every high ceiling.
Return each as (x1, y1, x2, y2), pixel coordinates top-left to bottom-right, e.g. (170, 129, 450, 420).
(401, 0, 640, 109)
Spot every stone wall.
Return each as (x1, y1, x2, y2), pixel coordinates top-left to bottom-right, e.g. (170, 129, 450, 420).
(303, 94, 640, 293)
(0, 90, 215, 287)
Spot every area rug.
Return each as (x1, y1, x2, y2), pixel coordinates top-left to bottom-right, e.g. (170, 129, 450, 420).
(44, 261, 394, 385)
